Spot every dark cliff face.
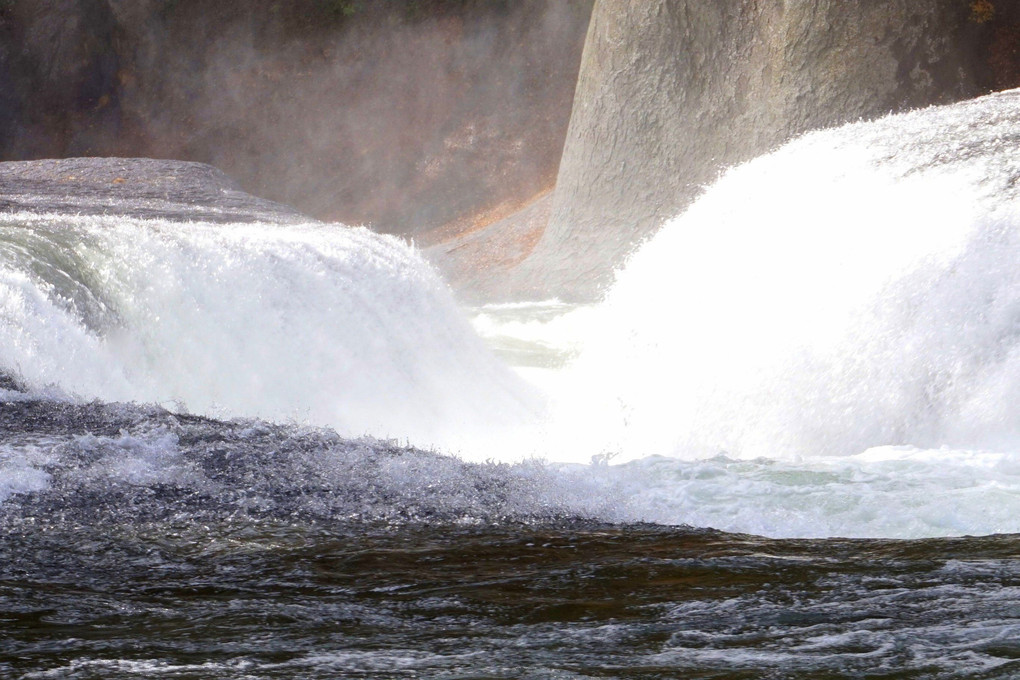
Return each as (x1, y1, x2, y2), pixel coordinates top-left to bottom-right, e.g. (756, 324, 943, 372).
(0, 0, 593, 240)
(0, 0, 122, 157)
(525, 0, 1020, 302)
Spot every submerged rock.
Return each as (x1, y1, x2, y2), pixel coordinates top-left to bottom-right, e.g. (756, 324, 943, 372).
(0, 157, 307, 224)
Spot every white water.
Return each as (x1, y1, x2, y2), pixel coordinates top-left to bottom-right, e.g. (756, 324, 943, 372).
(0, 215, 538, 456)
(538, 92, 1020, 464)
(474, 89, 1020, 536)
(5, 89, 1020, 537)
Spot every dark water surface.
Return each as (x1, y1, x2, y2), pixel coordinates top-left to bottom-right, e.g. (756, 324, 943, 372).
(3, 397, 1020, 679)
(5, 521, 1020, 679)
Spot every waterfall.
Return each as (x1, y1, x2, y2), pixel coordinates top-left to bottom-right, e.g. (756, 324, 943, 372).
(0, 214, 538, 458)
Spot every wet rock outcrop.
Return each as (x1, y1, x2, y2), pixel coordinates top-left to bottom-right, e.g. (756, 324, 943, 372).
(0, 157, 306, 223)
(526, 0, 1017, 301)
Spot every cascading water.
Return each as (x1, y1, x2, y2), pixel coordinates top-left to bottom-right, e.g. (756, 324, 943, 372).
(6, 91, 1020, 680)
(4, 89, 1020, 539)
(474, 88, 1020, 537)
(549, 88, 1020, 463)
(0, 214, 538, 457)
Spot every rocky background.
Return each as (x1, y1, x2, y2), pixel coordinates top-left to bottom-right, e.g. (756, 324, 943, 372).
(0, 0, 592, 242)
(519, 0, 1020, 301)
(0, 0, 1018, 302)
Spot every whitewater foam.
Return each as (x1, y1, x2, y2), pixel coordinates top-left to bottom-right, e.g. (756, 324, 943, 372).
(535, 89, 1020, 465)
(465, 90, 1020, 537)
(5, 91, 1020, 538)
(0, 213, 538, 459)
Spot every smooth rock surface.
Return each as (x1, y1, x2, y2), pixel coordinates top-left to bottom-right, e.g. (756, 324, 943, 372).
(530, 0, 1015, 301)
(0, 158, 307, 223)
(422, 191, 552, 304)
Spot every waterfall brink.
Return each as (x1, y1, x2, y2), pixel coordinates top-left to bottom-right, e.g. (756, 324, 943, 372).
(0, 214, 538, 459)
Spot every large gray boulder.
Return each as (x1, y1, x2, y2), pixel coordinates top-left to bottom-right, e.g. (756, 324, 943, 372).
(531, 0, 1008, 301)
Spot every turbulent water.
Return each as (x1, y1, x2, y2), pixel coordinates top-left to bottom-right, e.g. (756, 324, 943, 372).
(0, 214, 537, 455)
(5, 90, 1020, 677)
(469, 88, 1020, 540)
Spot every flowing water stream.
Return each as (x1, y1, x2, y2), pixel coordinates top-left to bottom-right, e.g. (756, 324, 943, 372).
(4, 90, 1020, 678)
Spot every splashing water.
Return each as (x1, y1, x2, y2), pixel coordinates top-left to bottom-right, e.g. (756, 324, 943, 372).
(0, 215, 538, 459)
(6, 90, 1020, 538)
(523, 89, 1020, 463)
(472, 89, 1020, 536)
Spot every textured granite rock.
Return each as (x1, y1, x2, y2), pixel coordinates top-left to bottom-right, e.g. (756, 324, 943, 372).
(529, 0, 1014, 301)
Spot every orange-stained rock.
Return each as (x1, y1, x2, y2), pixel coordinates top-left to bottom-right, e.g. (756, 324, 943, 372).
(422, 189, 552, 304)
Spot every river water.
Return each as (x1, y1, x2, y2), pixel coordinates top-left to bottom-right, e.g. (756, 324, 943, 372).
(3, 396, 1020, 678)
(5, 90, 1020, 677)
